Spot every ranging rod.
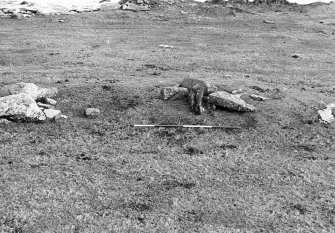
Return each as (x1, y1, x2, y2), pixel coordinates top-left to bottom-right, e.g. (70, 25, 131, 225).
(131, 124, 240, 129)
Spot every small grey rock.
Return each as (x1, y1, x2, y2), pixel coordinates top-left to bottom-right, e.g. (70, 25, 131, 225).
(85, 108, 100, 118)
(161, 87, 188, 100)
(232, 89, 244, 95)
(43, 109, 61, 119)
(54, 114, 68, 122)
(250, 94, 268, 101)
(263, 20, 275, 24)
(209, 91, 256, 112)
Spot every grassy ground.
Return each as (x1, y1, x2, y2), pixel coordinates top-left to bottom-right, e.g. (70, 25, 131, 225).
(1, 1, 335, 232)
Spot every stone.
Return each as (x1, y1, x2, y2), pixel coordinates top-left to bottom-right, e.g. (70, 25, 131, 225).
(180, 78, 217, 96)
(85, 108, 100, 118)
(54, 114, 68, 122)
(291, 54, 300, 58)
(232, 89, 244, 95)
(43, 109, 61, 119)
(0, 82, 58, 101)
(263, 20, 275, 24)
(44, 98, 57, 105)
(250, 94, 268, 101)
(122, 2, 149, 11)
(318, 103, 335, 124)
(37, 102, 53, 109)
(159, 44, 174, 49)
(0, 93, 46, 122)
(161, 87, 188, 100)
(208, 91, 256, 112)
(0, 119, 12, 124)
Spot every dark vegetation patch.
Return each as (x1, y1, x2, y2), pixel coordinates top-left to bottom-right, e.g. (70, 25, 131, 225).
(220, 144, 238, 150)
(295, 144, 317, 152)
(75, 153, 94, 162)
(161, 179, 196, 191)
(286, 203, 310, 215)
(179, 210, 204, 223)
(127, 202, 152, 212)
(142, 64, 171, 71)
(185, 146, 204, 155)
(58, 84, 145, 118)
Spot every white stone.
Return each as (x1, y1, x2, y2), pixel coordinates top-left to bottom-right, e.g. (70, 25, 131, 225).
(209, 91, 256, 112)
(318, 103, 335, 124)
(85, 108, 100, 118)
(0, 93, 46, 122)
(43, 109, 61, 119)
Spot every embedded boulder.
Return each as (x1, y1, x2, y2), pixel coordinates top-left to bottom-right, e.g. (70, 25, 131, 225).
(0, 93, 46, 122)
(208, 91, 256, 112)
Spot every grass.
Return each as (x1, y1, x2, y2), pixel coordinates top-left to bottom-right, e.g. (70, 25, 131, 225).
(1, 1, 335, 232)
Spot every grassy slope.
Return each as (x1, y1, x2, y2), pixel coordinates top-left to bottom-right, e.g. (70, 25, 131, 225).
(0, 2, 335, 232)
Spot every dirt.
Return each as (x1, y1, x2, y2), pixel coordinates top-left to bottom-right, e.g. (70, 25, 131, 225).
(0, 1, 335, 232)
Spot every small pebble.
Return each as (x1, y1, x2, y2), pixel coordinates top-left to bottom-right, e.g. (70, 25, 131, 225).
(250, 94, 268, 101)
(85, 108, 100, 118)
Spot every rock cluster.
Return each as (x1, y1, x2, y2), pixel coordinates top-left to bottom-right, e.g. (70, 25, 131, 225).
(0, 5, 37, 19)
(161, 78, 257, 114)
(119, 0, 151, 11)
(0, 82, 65, 123)
(0, 0, 118, 18)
